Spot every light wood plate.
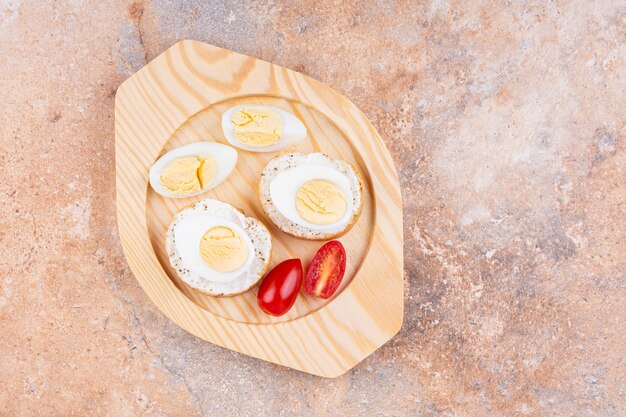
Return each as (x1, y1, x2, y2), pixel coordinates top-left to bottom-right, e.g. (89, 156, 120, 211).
(115, 40, 403, 377)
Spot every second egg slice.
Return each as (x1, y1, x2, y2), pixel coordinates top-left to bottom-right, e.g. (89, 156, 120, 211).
(221, 104, 307, 152)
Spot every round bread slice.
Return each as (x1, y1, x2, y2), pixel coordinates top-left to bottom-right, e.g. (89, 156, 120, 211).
(259, 152, 364, 240)
(166, 198, 272, 296)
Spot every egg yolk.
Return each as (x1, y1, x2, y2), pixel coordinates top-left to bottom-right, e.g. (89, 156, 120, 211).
(199, 226, 248, 272)
(231, 107, 283, 147)
(160, 155, 217, 195)
(295, 180, 347, 225)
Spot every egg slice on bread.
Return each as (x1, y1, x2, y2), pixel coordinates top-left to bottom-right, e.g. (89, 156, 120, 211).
(259, 153, 364, 240)
(167, 198, 272, 296)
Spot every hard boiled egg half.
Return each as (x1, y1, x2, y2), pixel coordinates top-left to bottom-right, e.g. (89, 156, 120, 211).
(221, 104, 307, 152)
(167, 198, 272, 296)
(149, 142, 237, 199)
(260, 153, 364, 240)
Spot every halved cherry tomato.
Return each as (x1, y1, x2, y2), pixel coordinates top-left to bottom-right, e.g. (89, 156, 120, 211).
(257, 259, 303, 316)
(305, 241, 346, 299)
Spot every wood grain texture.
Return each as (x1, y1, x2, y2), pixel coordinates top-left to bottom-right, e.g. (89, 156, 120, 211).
(115, 40, 403, 377)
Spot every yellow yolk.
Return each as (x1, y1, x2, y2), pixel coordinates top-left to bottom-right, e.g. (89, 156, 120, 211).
(197, 157, 217, 189)
(160, 155, 217, 195)
(295, 180, 347, 225)
(199, 226, 249, 272)
(231, 107, 283, 147)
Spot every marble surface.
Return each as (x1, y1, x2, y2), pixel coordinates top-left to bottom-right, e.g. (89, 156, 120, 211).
(1, 1, 625, 416)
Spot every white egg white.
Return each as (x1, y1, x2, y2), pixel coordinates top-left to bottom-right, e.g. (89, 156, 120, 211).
(259, 153, 364, 240)
(149, 142, 237, 199)
(166, 198, 272, 296)
(172, 214, 254, 283)
(221, 104, 307, 152)
(269, 164, 354, 231)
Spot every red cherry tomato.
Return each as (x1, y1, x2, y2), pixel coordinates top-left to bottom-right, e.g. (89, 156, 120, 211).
(257, 259, 303, 316)
(305, 241, 346, 299)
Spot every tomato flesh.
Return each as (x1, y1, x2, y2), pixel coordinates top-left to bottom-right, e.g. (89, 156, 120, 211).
(257, 259, 303, 316)
(305, 241, 346, 299)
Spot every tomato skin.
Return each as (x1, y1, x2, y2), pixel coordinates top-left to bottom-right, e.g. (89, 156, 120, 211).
(305, 241, 347, 299)
(257, 259, 303, 316)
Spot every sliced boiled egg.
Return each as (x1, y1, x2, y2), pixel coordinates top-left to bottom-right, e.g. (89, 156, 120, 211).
(221, 104, 307, 152)
(149, 142, 237, 198)
(259, 153, 364, 240)
(167, 198, 272, 296)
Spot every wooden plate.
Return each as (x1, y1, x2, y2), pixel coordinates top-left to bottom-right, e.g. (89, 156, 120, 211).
(115, 40, 403, 377)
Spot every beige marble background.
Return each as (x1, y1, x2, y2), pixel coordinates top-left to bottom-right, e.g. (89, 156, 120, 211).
(1, 1, 625, 416)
